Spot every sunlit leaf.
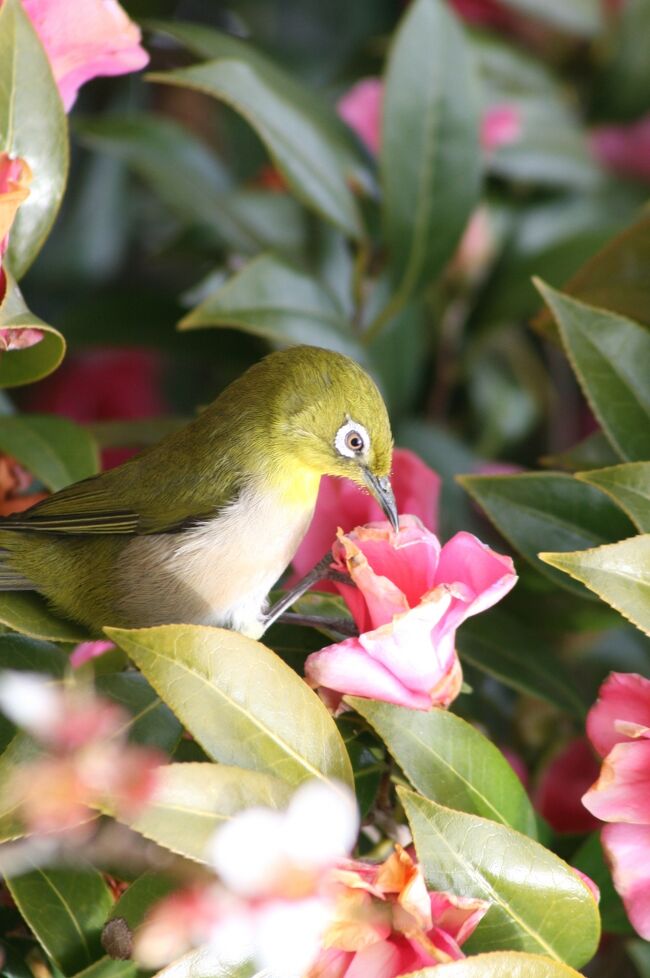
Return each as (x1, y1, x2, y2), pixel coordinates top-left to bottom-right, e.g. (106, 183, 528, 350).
(405, 950, 588, 977)
(577, 463, 650, 532)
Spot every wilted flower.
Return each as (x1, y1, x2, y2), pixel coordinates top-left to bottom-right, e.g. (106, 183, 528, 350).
(306, 846, 490, 977)
(305, 516, 517, 711)
(15, 0, 149, 111)
(582, 672, 650, 938)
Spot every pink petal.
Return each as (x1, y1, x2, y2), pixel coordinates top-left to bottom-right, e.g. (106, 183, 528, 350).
(433, 531, 517, 633)
(582, 741, 650, 824)
(22, 0, 149, 111)
(344, 939, 403, 978)
(335, 531, 409, 631)
(337, 79, 383, 156)
(587, 672, 650, 758)
(533, 738, 601, 834)
(305, 638, 432, 710)
(69, 640, 116, 669)
(602, 823, 650, 938)
(0, 328, 44, 352)
(571, 868, 600, 904)
(481, 104, 522, 154)
(428, 890, 490, 946)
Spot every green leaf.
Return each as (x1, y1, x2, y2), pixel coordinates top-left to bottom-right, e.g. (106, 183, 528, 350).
(95, 673, 183, 752)
(459, 472, 634, 595)
(381, 0, 480, 300)
(0, 274, 65, 388)
(0, 415, 98, 491)
(572, 832, 633, 936)
(0, 634, 67, 677)
(404, 951, 587, 977)
(535, 281, 650, 462)
(0, 0, 68, 277)
(106, 624, 353, 789)
(457, 611, 586, 717)
(147, 60, 363, 240)
(0, 592, 89, 643)
(179, 254, 364, 360)
(6, 867, 113, 975)
(151, 945, 258, 978)
(576, 464, 650, 532)
(105, 763, 292, 863)
(540, 535, 650, 636)
(540, 431, 620, 473)
(0, 734, 40, 842)
(72, 958, 136, 978)
(349, 698, 536, 835)
(107, 871, 178, 931)
(399, 789, 600, 968)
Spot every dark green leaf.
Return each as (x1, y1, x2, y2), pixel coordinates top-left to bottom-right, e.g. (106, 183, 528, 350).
(577, 464, 650, 532)
(572, 832, 634, 936)
(0, 274, 65, 388)
(0, 634, 67, 677)
(540, 431, 620, 472)
(0, 592, 88, 643)
(107, 871, 178, 931)
(0, 415, 98, 491)
(349, 698, 537, 835)
(95, 673, 183, 752)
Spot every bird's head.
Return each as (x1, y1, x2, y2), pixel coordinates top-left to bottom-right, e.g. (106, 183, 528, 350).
(264, 347, 398, 530)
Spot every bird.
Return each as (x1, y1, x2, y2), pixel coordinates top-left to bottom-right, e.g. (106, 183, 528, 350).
(0, 346, 398, 639)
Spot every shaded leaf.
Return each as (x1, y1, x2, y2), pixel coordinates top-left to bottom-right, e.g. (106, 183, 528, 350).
(0, 0, 68, 278)
(572, 832, 633, 936)
(577, 463, 650, 532)
(540, 535, 650, 636)
(106, 624, 353, 788)
(107, 871, 178, 931)
(405, 950, 587, 977)
(0, 415, 98, 491)
(0, 592, 88, 643)
(95, 673, 183, 752)
(535, 281, 650, 461)
(72, 959, 136, 978)
(399, 788, 600, 968)
(349, 698, 536, 835)
(540, 431, 620, 472)
(0, 634, 67, 677)
(0, 274, 65, 388)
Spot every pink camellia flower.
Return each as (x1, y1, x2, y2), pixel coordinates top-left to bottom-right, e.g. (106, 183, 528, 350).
(337, 78, 383, 155)
(480, 104, 522, 154)
(69, 640, 117, 669)
(14, 0, 149, 112)
(306, 845, 490, 977)
(305, 515, 517, 711)
(582, 672, 650, 938)
(534, 738, 601, 834)
(292, 448, 440, 585)
(590, 114, 650, 184)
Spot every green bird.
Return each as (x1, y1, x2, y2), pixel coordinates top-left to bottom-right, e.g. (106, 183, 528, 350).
(0, 346, 397, 638)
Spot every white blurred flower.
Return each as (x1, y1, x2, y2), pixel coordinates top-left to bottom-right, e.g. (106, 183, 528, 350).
(0, 671, 62, 739)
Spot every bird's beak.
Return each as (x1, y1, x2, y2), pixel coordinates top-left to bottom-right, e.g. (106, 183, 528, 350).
(363, 469, 400, 533)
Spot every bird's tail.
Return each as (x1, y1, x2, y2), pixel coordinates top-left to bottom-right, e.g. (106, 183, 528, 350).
(0, 532, 36, 590)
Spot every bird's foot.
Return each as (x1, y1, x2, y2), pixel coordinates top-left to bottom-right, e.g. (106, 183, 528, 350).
(262, 553, 353, 632)
(273, 612, 358, 638)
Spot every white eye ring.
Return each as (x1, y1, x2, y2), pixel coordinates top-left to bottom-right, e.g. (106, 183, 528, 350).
(335, 420, 370, 458)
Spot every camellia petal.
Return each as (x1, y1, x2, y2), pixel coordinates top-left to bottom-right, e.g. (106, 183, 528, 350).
(586, 672, 650, 758)
(0, 154, 32, 255)
(602, 823, 650, 939)
(582, 740, 650, 824)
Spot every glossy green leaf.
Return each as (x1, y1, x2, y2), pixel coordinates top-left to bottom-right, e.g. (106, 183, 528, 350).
(6, 866, 112, 975)
(0, 415, 98, 491)
(0, 274, 65, 388)
(349, 698, 536, 835)
(459, 472, 634, 595)
(0, 0, 68, 277)
(405, 951, 587, 977)
(0, 734, 40, 842)
(400, 789, 600, 968)
(381, 0, 480, 301)
(148, 61, 363, 240)
(106, 763, 292, 862)
(95, 672, 183, 752)
(106, 624, 353, 788)
(577, 464, 650, 532)
(179, 254, 363, 359)
(0, 592, 88, 643)
(535, 281, 650, 461)
(540, 535, 650, 636)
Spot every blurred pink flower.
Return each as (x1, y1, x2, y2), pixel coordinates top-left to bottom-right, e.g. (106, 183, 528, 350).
(533, 737, 601, 834)
(16, 0, 149, 111)
(70, 639, 116, 668)
(449, 0, 519, 29)
(305, 516, 517, 711)
(480, 105, 522, 153)
(293, 448, 440, 585)
(582, 673, 650, 938)
(449, 207, 497, 285)
(306, 845, 490, 977)
(591, 114, 650, 183)
(337, 78, 383, 155)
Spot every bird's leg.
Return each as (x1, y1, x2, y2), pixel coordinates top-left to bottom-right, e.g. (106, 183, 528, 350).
(262, 553, 352, 632)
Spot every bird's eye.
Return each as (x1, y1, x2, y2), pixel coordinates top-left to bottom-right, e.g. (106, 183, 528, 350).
(335, 420, 370, 459)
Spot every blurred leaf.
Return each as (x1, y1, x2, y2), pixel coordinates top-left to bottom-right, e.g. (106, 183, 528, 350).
(106, 624, 353, 788)
(381, 0, 480, 303)
(500, 0, 603, 34)
(577, 464, 650, 532)
(151, 945, 257, 978)
(591, 0, 650, 119)
(400, 789, 600, 967)
(179, 254, 364, 359)
(457, 610, 586, 716)
(0, 634, 67, 677)
(406, 951, 587, 977)
(572, 832, 634, 936)
(107, 871, 178, 931)
(535, 282, 650, 462)
(366, 280, 427, 418)
(540, 431, 620, 472)
(148, 59, 363, 239)
(628, 939, 650, 976)
(0, 274, 65, 388)
(72, 959, 135, 978)
(541, 535, 650, 636)
(75, 114, 306, 256)
(6, 867, 112, 975)
(534, 210, 650, 333)
(459, 472, 634, 595)
(0, 0, 68, 278)
(0, 593, 88, 643)
(95, 672, 183, 752)
(0, 734, 40, 842)
(105, 763, 292, 863)
(349, 698, 536, 835)
(0, 415, 98, 491)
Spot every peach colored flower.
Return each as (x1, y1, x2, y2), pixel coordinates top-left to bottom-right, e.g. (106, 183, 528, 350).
(17, 0, 149, 111)
(582, 673, 650, 938)
(305, 516, 517, 711)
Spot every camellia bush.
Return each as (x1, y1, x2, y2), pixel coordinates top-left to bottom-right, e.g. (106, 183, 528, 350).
(0, 0, 649, 976)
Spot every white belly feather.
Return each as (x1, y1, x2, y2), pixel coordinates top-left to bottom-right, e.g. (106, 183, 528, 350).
(117, 485, 316, 637)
